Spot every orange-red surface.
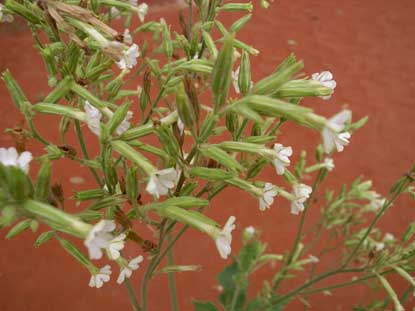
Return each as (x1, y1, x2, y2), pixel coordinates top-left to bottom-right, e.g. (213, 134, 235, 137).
(1, 1, 415, 310)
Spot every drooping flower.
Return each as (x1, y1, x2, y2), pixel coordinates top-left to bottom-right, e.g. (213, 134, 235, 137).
(0, 4, 14, 23)
(84, 101, 102, 136)
(117, 255, 144, 284)
(123, 29, 133, 45)
(311, 71, 336, 100)
(273, 143, 293, 175)
(115, 111, 133, 136)
(107, 234, 127, 260)
(136, 3, 148, 22)
(290, 183, 312, 215)
(308, 255, 320, 263)
(259, 183, 278, 211)
(215, 216, 236, 259)
(84, 220, 126, 260)
(146, 168, 178, 199)
(0, 147, 33, 173)
(321, 110, 352, 153)
(323, 158, 335, 171)
(89, 265, 112, 288)
(117, 44, 140, 70)
(232, 66, 240, 94)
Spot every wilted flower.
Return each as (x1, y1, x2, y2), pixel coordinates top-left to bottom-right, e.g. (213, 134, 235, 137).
(215, 216, 236, 259)
(259, 183, 278, 211)
(115, 111, 134, 136)
(117, 255, 144, 284)
(0, 4, 13, 23)
(0, 147, 33, 173)
(117, 44, 140, 70)
(232, 66, 240, 94)
(177, 116, 185, 135)
(311, 71, 336, 100)
(136, 3, 148, 22)
(84, 101, 102, 136)
(290, 183, 312, 215)
(321, 110, 352, 153)
(123, 29, 133, 45)
(384, 233, 395, 242)
(89, 265, 112, 288)
(324, 158, 335, 171)
(146, 168, 178, 199)
(85, 220, 125, 260)
(273, 143, 293, 175)
(370, 195, 386, 211)
(308, 255, 320, 263)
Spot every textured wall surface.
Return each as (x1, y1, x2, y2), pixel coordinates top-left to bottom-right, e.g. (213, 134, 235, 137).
(1, 0, 415, 310)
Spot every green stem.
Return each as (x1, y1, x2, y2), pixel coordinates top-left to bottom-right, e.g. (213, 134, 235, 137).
(74, 120, 103, 187)
(167, 234, 180, 311)
(124, 279, 141, 311)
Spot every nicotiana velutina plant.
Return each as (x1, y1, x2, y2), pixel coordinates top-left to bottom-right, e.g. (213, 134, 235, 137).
(1, 0, 415, 310)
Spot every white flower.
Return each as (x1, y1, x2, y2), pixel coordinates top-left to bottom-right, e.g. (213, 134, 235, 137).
(308, 255, 320, 263)
(0, 147, 33, 173)
(117, 44, 140, 70)
(177, 116, 185, 135)
(311, 71, 336, 100)
(374, 242, 385, 251)
(115, 111, 133, 136)
(136, 3, 148, 22)
(0, 4, 14, 23)
(89, 265, 112, 288)
(84, 101, 102, 136)
(384, 233, 395, 242)
(321, 110, 352, 153)
(146, 168, 178, 199)
(259, 183, 278, 211)
(110, 7, 121, 19)
(117, 255, 144, 284)
(85, 220, 126, 260)
(123, 29, 133, 45)
(215, 216, 236, 259)
(370, 196, 386, 211)
(232, 66, 240, 94)
(323, 158, 335, 171)
(107, 234, 127, 260)
(290, 183, 312, 215)
(245, 226, 256, 236)
(273, 143, 293, 175)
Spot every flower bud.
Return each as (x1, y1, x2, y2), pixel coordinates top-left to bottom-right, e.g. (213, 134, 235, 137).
(211, 33, 235, 109)
(252, 60, 304, 95)
(111, 140, 155, 175)
(34, 159, 52, 202)
(106, 102, 132, 135)
(2, 70, 28, 111)
(219, 3, 253, 12)
(225, 110, 239, 137)
(175, 82, 196, 128)
(274, 79, 333, 98)
(189, 167, 235, 181)
(126, 165, 139, 206)
(32, 103, 86, 122)
(231, 14, 252, 33)
(239, 50, 251, 95)
(156, 125, 180, 158)
(199, 144, 244, 173)
(201, 30, 218, 59)
(74, 189, 106, 201)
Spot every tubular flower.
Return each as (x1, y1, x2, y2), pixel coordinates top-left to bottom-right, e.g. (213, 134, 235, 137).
(311, 71, 336, 100)
(290, 183, 312, 215)
(146, 168, 178, 199)
(273, 143, 293, 175)
(215, 216, 236, 260)
(259, 183, 278, 211)
(321, 110, 352, 153)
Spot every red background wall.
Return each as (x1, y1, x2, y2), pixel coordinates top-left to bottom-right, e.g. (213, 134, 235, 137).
(1, 0, 415, 310)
